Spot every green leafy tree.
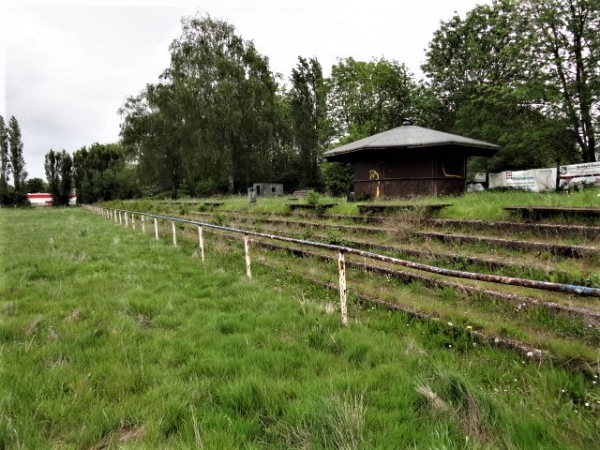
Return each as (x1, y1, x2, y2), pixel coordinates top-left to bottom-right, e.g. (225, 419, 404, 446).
(255, 86, 299, 192)
(320, 160, 353, 197)
(0, 115, 11, 204)
(7, 116, 27, 203)
(113, 163, 140, 199)
(522, 0, 599, 162)
(26, 178, 47, 193)
(120, 14, 285, 196)
(71, 147, 88, 201)
(73, 143, 135, 203)
(422, 0, 595, 170)
(58, 150, 73, 205)
(328, 57, 418, 143)
(120, 85, 184, 198)
(44, 149, 61, 205)
(173, 14, 282, 194)
(289, 56, 332, 188)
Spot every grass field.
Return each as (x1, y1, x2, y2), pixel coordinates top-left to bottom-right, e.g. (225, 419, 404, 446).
(1, 208, 599, 449)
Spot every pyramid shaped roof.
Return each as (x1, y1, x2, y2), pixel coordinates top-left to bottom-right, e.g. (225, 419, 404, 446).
(323, 124, 500, 161)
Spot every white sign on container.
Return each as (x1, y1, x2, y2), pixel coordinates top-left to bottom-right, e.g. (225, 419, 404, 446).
(558, 162, 600, 190)
(488, 169, 557, 192)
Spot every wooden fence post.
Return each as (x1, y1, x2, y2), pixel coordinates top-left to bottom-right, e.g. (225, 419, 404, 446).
(132, 215, 135, 230)
(154, 218, 159, 241)
(172, 221, 177, 247)
(244, 234, 252, 280)
(141, 215, 145, 234)
(119, 211, 123, 225)
(338, 250, 348, 327)
(125, 212, 129, 228)
(198, 225, 205, 262)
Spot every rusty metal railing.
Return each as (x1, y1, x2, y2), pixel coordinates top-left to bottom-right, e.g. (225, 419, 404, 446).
(84, 206, 600, 304)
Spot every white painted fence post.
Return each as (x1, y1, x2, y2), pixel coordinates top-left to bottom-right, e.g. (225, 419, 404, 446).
(244, 234, 252, 280)
(154, 218, 159, 241)
(172, 221, 177, 247)
(141, 215, 145, 234)
(132, 214, 135, 230)
(198, 225, 205, 262)
(119, 211, 123, 225)
(338, 250, 348, 327)
(125, 212, 129, 227)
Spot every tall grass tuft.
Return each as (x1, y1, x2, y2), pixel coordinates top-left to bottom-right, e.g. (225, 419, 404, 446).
(325, 389, 366, 450)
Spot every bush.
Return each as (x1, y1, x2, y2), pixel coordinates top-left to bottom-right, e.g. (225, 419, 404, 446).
(306, 190, 322, 205)
(321, 161, 353, 197)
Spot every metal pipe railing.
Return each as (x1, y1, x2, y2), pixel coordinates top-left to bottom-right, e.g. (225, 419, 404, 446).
(84, 205, 600, 298)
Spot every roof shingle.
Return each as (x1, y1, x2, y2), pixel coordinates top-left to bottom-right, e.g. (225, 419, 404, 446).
(323, 125, 500, 160)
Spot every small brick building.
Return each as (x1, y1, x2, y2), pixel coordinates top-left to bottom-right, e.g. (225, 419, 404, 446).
(323, 123, 499, 198)
(252, 183, 284, 197)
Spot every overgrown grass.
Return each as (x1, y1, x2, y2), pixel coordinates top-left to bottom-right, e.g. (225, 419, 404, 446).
(106, 187, 600, 223)
(437, 189, 600, 222)
(246, 240, 600, 360)
(208, 213, 598, 287)
(1, 208, 599, 448)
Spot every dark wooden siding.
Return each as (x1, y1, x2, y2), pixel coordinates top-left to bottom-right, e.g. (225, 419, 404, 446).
(352, 149, 466, 198)
(354, 179, 465, 198)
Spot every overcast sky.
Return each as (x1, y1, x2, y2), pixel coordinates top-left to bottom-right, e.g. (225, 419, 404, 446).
(1, 0, 489, 180)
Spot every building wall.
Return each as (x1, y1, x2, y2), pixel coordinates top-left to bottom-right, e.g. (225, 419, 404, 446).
(253, 183, 284, 197)
(354, 179, 465, 198)
(27, 192, 78, 206)
(27, 193, 53, 206)
(352, 151, 466, 198)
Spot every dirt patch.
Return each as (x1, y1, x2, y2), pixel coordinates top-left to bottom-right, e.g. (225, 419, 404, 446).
(118, 424, 147, 443)
(89, 424, 147, 450)
(23, 315, 44, 336)
(64, 309, 82, 322)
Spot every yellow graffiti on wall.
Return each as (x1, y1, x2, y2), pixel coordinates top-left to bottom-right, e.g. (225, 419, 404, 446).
(369, 169, 380, 199)
(442, 166, 462, 178)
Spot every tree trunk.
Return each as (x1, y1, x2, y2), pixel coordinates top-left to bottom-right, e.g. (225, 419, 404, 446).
(228, 173, 234, 194)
